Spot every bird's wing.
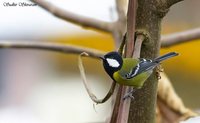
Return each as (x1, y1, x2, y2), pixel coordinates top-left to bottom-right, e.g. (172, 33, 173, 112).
(125, 58, 158, 79)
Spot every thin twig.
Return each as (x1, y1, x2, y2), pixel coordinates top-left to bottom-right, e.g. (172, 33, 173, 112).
(125, 0, 137, 57)
(161, 28, 200, 47)
(30, 0, 113, 32)
(133, 35, 145, 58)
(110, 0, 138, 123)
(0, 41, 105, 58)
(78, 52, 116, 104)
(109, 32, 127, 123)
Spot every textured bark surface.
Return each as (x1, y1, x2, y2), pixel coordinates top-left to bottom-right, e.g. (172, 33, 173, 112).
(128, 0, 164, 122)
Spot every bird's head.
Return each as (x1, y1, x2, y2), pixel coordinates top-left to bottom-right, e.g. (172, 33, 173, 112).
(99, 51, 123, 79)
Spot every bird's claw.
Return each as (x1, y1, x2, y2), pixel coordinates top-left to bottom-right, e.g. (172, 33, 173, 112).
(123, 93, 134, 100)
(123, 89, 136, 100)
(156, 65, 163, 80)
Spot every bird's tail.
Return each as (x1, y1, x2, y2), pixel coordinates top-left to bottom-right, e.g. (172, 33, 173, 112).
(154, 52, 178, 63)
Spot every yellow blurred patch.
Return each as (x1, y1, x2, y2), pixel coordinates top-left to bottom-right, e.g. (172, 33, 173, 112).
(161, 39, 200, 75)
(50, 33, 115, 52)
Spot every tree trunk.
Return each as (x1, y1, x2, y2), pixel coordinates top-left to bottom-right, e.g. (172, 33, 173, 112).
(128, 0, 167, 122)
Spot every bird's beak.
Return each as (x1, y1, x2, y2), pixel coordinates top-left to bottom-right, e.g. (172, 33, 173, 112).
(99, 56, 104, 60)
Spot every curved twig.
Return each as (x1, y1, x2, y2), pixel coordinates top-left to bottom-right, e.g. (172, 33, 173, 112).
(30, 0, 114, 32)
(133, 35, 145, 58)
(0, 40, 117, 104)
(78, 52, 116, 104)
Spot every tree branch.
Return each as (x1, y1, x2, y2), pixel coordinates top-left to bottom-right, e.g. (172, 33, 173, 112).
(126, 0, 137, 57)
(0, 41, 105, 58)
(30, 0, 114, 32)
(1, 27, 200, 56)
(161, 28, 200, 47)
(1, 28, 200, 55)
(157, 73, 198, 123)
(112, 0, 128, 46)
(116, 0, 128, 20)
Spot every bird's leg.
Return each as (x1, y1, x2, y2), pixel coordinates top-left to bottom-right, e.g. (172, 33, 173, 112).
(123, 88, 136, 100)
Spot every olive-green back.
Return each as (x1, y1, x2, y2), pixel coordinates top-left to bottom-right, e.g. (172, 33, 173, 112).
(113, 58, 150, 88)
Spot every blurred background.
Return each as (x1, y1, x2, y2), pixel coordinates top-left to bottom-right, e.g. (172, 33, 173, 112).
(0, 0, 199, 123)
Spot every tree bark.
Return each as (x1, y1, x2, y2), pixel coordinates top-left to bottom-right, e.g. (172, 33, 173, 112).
(128, 0, 167, 122)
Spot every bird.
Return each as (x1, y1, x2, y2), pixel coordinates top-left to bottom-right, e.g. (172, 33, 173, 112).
(99, 51, 178, 99)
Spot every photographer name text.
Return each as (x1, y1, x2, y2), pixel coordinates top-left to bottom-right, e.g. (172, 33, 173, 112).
(3, 2, 37, 7)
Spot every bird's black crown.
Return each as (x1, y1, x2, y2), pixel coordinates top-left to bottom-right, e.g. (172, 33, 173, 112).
(100, 51, 123, 80)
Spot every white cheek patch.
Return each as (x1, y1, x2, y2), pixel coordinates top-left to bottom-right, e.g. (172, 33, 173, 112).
(106, 58, 120, 68)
